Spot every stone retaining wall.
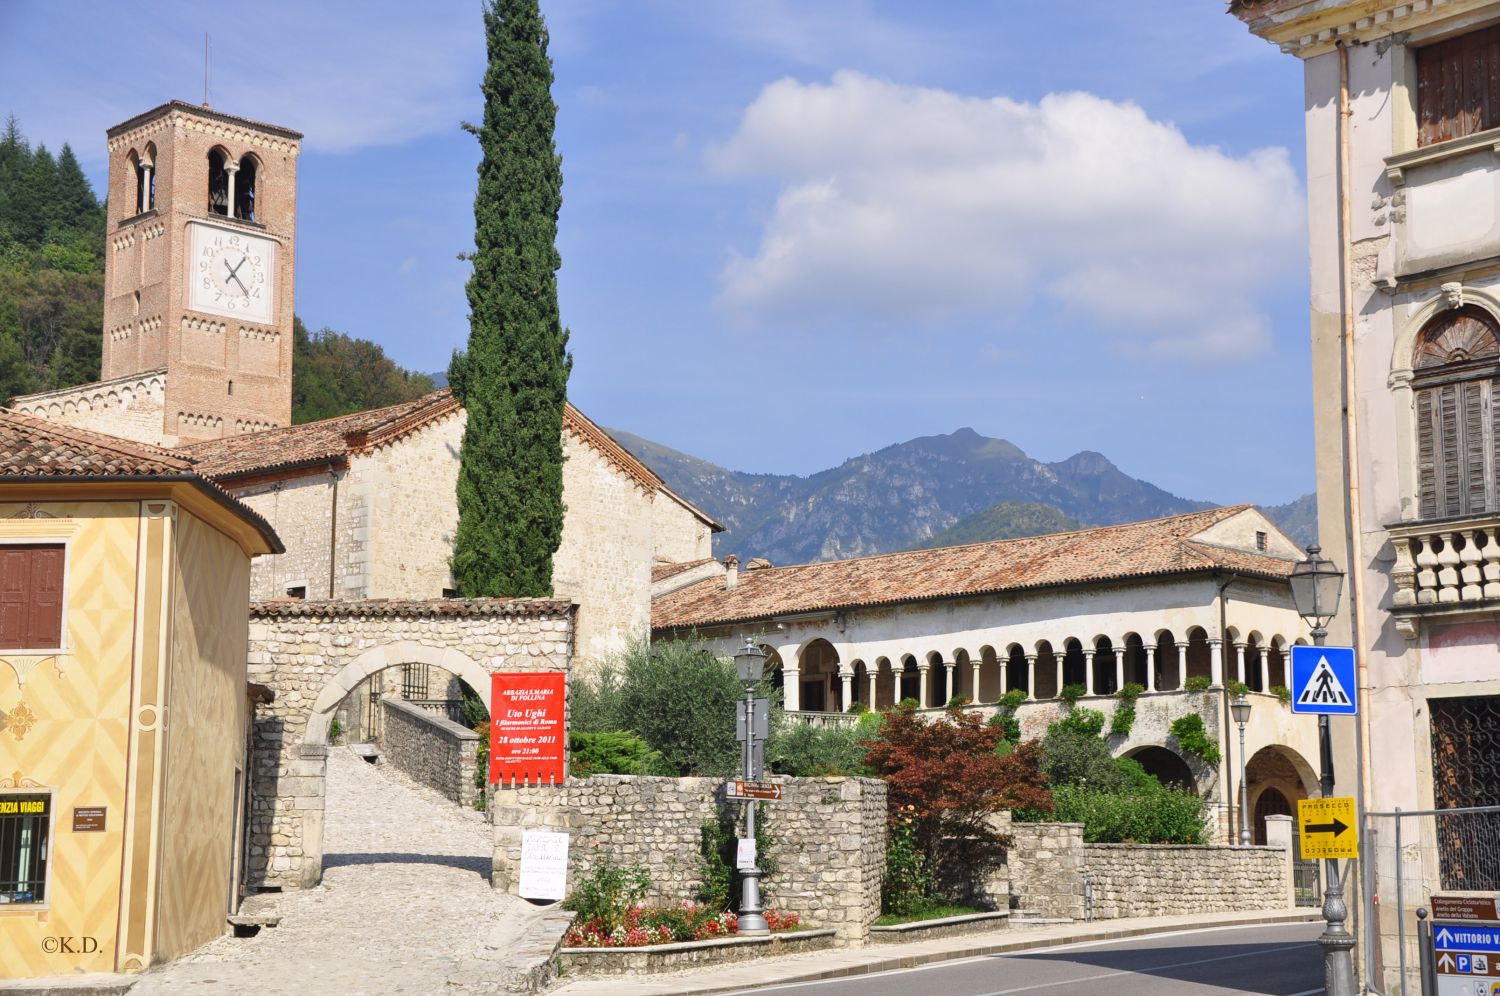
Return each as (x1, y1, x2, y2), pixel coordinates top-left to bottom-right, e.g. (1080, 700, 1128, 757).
(1083, 843, 1287, 919)
(1005, 821, 1087, 920)
(490, 775, 887, 942)
(381, 696, 482, 809)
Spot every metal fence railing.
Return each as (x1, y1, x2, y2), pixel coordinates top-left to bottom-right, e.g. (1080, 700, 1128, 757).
(1364, 805, 1500, 995)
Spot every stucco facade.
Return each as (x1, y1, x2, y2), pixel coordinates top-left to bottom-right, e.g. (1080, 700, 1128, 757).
(0, 483, 277, 978)
(1233, 3, 1500, 990)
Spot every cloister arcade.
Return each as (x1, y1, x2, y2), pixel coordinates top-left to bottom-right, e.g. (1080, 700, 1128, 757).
(766, 627, 1306, 714)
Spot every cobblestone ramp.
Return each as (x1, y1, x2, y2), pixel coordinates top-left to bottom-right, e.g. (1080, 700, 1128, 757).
(133, 748, 544, 995)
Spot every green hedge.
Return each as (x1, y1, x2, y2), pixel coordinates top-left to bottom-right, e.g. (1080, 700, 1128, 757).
(1048, 783, 1209, 844)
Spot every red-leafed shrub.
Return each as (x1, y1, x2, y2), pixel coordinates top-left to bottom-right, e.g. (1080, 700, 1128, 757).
(863, 707, 1053, 902)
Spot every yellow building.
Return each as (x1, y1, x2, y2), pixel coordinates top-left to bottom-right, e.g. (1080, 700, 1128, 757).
(0, 412, 281, 978)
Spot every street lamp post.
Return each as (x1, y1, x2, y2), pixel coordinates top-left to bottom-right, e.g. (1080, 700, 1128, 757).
(734, 640, 770, 936)
(1231, 693, 1252, 847)
(1289, 545, 1354, 996)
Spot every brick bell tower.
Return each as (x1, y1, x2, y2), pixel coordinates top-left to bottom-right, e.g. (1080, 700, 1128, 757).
(102, 101, 300, 443)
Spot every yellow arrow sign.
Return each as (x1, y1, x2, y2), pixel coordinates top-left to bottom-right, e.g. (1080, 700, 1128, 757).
(1298, 796, 1358, 860)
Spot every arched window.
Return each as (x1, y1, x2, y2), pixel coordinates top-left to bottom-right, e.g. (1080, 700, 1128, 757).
(140, 143, 156, 212)
(236, 154, 258, 221)
(208, 149, 230, 216)
(1413, 306, 1500, 519)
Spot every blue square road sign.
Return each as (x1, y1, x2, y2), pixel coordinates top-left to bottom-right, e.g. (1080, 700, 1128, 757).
(1290, 645, 1358, 716)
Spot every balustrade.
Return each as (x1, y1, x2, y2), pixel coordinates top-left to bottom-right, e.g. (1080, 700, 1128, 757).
(1390, 518, 1500, 629)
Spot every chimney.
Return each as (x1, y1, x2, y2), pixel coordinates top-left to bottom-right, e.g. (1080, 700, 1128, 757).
(724, 555, 740, 590)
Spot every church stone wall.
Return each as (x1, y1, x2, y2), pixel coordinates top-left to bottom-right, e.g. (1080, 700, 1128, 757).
(651, 490, 714, 564)
(551, 432, 654, 674)
(240, 473, 338, 600)
(362, 412, 464, 600)
(10, 372, 169, 446)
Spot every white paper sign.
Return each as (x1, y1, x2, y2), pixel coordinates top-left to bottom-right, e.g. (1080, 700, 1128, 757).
(519, 830, 570, 901)
(736, 837, 757, 871)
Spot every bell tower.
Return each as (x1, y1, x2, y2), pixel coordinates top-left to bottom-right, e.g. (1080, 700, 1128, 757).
(102, 101, 300, 443)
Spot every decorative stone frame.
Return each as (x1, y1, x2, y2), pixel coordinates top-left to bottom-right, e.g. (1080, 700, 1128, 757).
(1387, 283, 1500, 522)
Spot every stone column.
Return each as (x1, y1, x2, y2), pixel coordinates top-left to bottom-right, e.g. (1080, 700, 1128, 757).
(997, 656, 1008, 698)
(867, 667, 878, 708)
(839, 669, 853, 712)
(1235, 643, 1247, 685)
(139, 153, 154, 212)
(783, 666, 801, 711)
(1260, 649, 1271, 692)
(1145, 645, 1157, 693)
(944, 662, 955, 703)
(1026, 655, 1036, 700)
(917, 662, 931, 707)
(1054, 652, 1063, 699)
(1265, 814, 1296, 907)
(1083, 650, 1096, 696)
(1176, 642, 1188, 690)
(1114, 646, 1125, 692)
(224, 161, 240, 218)
(1210, 638, 1224, 687)
(971, 658, 982, 703)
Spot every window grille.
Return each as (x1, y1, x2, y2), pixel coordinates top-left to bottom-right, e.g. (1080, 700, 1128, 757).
(1429, 695, 1500, 889)
(0, 794, 50, 904)
(402, 663, 431, 700)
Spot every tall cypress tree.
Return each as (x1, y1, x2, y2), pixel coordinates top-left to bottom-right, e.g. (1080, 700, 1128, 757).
(451, 0, 571, 598)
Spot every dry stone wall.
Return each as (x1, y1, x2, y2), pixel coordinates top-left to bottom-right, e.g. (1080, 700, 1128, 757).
(490, 775, 887, 942)
(1083, 843, 1287, 919)
(1005, 821, 1088, 919)
(245, 599, 572, 890)
(381, 696, 482, 809)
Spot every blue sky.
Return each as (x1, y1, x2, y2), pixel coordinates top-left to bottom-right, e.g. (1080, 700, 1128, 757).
(1, 1, 1312, 505)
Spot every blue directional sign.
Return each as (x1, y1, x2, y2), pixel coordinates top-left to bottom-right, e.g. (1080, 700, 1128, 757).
(1435, 924, 1500, 953)
(1290, 645, 1357, 716)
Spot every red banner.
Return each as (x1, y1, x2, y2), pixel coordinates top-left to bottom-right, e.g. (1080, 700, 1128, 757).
(490, 672, 566, 786)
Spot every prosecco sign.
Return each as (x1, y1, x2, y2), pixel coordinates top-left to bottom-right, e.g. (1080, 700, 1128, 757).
(490, 672, 566, 786)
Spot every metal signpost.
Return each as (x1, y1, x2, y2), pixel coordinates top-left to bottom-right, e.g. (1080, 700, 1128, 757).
(732, 641, 773, 937)
(1287, 545, 1356, 996)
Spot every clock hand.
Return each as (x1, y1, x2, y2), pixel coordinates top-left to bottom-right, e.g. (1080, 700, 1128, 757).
(223, 257, 250, 295)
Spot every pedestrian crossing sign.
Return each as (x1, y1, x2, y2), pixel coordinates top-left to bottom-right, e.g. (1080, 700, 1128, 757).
(1290, 645, 1357, 716)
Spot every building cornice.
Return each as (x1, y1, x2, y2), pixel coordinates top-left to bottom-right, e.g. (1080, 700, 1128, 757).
(1232, 0, 1497, 57)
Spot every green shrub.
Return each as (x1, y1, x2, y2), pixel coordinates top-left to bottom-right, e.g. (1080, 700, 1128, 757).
(570, 664, 625, 734)
(1226, 680, 1250, 698)
(1169, 713, 1222, 765)
(766, 713, 879, 776)
(999, 689, 1027, 711)
(563, 854, 652, 935)
(1054, 706, 1106, 738)
(1048, 783, 1209, 844)
(1059, 683, 1087, 706)
(882, 809, 936, 916)
(698, 815, 734, 910)
(1108, 704, 1135, 738)
(458, 679, 490, 729)
(947, 695, 970, 709)
(1271, 684, 1292, 705)
(847, 700, 870, 714)
(570, 730, 672, 777)
(1183, 676, 1212, 693)
(1039, 726, 1120, 788)
(897, 697, 921, 712)
(987, 712, 1021, 743)
(328, 718, 343, 742)
(613, 640, 745, 776)
(1116, 682, 1144, 704)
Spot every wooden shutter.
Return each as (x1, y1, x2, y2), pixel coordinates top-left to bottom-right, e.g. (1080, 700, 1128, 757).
(0, 545, 64, 651)
(1441, 383, 1463, 517)
(1417, 24, 1500, 146)
(1419, 387, 1439, 518)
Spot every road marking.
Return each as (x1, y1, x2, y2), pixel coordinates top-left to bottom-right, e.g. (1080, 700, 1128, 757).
(971, 943, 1317, 996)
(715, 924, 1321, 995)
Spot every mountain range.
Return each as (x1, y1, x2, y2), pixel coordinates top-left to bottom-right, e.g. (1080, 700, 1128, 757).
(608, 426, 1316, 565)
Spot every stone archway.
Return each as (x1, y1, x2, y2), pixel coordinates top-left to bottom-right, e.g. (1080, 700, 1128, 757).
(1123, 744, 1198, 794)
(245, 599, 574, 891)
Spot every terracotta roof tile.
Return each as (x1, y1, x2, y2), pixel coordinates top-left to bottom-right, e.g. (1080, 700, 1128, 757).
(0, 409, 282, 551)
(250, 597, 573, 619)
(651, 506, 1297, 632)
(652, 558, 718, 583)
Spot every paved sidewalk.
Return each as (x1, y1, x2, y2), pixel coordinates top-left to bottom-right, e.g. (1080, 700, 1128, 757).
(125, 747, 546, 996)
(547, 908, 1322, 996)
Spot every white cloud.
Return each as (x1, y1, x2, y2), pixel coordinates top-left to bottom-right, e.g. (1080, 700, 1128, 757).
(707, 71, 1303, 359)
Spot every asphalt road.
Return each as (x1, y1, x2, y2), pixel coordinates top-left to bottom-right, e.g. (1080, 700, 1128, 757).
(727, 921, 1326, 996)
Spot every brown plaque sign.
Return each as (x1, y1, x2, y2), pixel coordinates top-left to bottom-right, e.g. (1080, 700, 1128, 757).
(725, 780, 782, 801)
(1433, 896, 1500, 922)
(71, 806, 106, 833)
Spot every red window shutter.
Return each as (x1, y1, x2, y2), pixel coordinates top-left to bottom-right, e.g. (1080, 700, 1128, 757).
(1418, 387, 1439, 519)
(0, 545, 64, 650)
(26, 546, 63, 650)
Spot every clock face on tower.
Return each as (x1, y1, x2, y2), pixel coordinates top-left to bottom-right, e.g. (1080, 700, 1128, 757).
(187, 221, 276, 324)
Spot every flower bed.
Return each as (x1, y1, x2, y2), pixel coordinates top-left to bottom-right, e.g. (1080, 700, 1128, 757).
(563, 902, 800, 948)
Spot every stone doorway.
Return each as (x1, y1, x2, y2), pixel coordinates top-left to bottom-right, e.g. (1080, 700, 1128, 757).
(243, 598, 573, 891)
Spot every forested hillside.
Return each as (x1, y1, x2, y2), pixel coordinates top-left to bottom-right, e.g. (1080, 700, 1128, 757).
(0, 117, 433, 423)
